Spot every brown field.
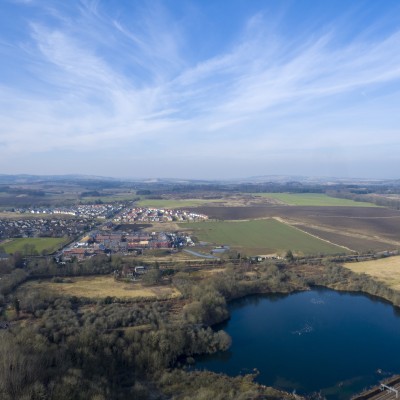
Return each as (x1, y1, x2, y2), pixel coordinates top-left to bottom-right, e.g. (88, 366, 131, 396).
(344, 256, 400, 290)
(191, 205, 400, 221)
(190, 206, 400, 252)
(294, 224, 395, 253)
(141, 221, 181, 232)
(19, 276, 181, 299)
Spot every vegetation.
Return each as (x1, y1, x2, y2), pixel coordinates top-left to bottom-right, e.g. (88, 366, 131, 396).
(344, 256, 400, 290)
(19, 276, 181, 300)
(182, 219, 348, 255)
(2, 177, 400, 399)
(136, 198, 225, 208)
(0, 255, 306, 400)
(1, 237, 68, 255)
(299, 262, 400, 307)
(2, 246, 400, 399)
(253, 193, 377, 207)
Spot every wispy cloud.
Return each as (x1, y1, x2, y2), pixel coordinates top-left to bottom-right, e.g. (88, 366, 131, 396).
(1, 1, 400, 177)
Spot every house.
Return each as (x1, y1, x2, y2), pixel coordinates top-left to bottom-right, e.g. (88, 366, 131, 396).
(0, 321, 10, 329)
(0, 253, 10, 262)
(63, 248, 88, 261)
(134, 266, 147, 274)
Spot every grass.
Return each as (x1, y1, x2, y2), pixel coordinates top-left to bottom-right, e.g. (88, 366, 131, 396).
(344, 256, 400, 290)
(0, 237, 68, 254)
(136, 198, 225, 209)
(181, 219, 347, 256)
(20, 276, 181, 299)
(80, 194, 137, 203)
(253, 193, 377, 207)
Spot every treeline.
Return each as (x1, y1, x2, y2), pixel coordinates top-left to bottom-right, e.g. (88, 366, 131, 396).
(0, 255, 308, 399)
(4, 254, 398, 399)
(329, 189, 400, 209)
(307, 263, 400, 307)
(0, 254, 118, 297)
(0, 294, 233, 399)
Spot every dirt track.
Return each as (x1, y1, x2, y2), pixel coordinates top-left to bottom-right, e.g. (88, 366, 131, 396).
(190, 206, 400, 252)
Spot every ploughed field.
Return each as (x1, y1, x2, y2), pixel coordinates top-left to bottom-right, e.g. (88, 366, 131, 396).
(293, 225, 394, 252)
(189, 206, 400, 252)
(252, 193, 377, 207)
(182, 219, 347, 256)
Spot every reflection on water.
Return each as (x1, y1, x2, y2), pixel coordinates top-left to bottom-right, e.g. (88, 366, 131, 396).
(195, 288, 400, 400)
(291, 322, 314, 335)
(310, 297, 325, 305)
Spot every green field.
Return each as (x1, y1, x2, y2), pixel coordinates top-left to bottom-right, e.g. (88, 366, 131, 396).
(253, 193, 377, 207)
(136, 198, 225, 209)
(0, 237, 68, 254)
(80, 194, 137, 203)
(182, 219, 348, 255)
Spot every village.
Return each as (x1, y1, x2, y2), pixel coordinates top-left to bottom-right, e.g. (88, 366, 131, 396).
(61, 230, 195, 262)
(0, 204, 208, 242)
(1, 203, 211, 283)
(0, 217, 97, 240)
(113, 206, 208, 223)
(13, 203, 125, 219)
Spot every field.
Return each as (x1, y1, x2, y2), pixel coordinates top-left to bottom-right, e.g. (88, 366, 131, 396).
(19, 276, 181, 299)
(181, 219, 347, 256)
(293, 224, 393, 253)
(344, 256, 400, 290)
(189, 206, 400, 251)
(136, 198, 226, 209)
(0, 237, 68, 254)
(253, 193, 377, 207)
(79, 190, 138, 203)
(190, 205, 398, 221)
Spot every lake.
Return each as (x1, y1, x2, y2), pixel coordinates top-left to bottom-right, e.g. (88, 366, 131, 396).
(195, 288, 400, 399)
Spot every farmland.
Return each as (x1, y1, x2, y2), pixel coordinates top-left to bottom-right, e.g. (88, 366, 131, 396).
(190, 205, 399, 221)
(187, 206, 400, 253)
(136, 198, 225, 209)
(293, 224, 393, 253)
(253, 193, 377, 207)
(19, 276, 181, 299)
(0, 237, 68, 254)
(344, 256, 400, 290)
(181, 219, 347, 256)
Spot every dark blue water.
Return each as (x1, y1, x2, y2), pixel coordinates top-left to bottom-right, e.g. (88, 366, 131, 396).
(195, 289, 400, 399)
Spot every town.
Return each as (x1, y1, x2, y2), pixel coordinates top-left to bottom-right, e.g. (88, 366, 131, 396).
(62, 230, 195, 261)
(0, 204, 208, 263)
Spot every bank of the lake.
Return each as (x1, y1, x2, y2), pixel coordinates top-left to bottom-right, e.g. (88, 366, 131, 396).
(195, 288, 400, 400)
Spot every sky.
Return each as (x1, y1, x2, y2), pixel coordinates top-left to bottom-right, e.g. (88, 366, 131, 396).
(1, 0, 400, 180)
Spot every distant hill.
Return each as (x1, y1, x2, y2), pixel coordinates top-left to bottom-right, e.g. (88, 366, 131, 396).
(0, 174, 397, 187)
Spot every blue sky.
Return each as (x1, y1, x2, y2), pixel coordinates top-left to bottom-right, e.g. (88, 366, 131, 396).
(1, 0, 400, 179)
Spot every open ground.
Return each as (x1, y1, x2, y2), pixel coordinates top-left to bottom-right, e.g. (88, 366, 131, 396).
(136, 198, 227, 209)
(19, 276, 181, 299)
(0, 237, 68, 254)
(136, 193, 376, 209)
(344, 256, 400, 290)
(181, 219, 347, 256)
(252, 193, 377, 207)
(189, 206, 400, 253)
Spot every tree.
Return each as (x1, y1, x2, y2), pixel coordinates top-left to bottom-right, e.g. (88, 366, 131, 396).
(285, 250, 294, 262)
(13, 297, 20, 318)
(142, 268, 162, 286)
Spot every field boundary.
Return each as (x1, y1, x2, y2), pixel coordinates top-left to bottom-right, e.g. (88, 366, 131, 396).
(284, 218, 400, 248)
(273, 217, 354, 253)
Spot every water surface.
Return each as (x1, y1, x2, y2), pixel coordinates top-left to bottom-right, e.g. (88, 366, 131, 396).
(195, 288, 400, 399)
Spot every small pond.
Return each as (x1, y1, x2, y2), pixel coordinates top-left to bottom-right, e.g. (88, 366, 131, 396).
(195, 288, 400, 399)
